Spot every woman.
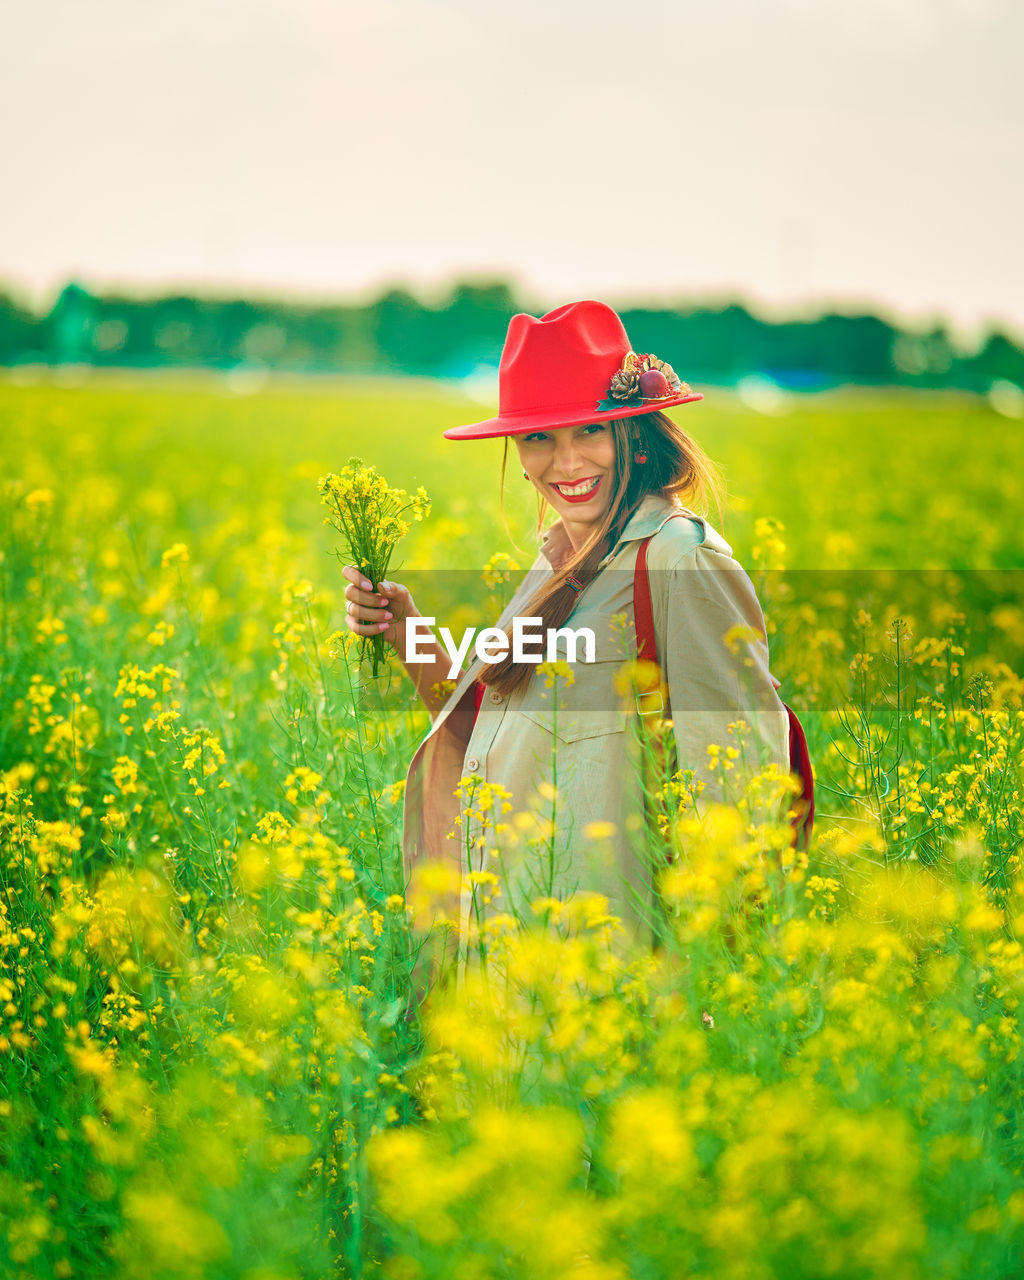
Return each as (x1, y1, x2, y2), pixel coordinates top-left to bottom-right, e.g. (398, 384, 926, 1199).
(342, 300, 793, 951)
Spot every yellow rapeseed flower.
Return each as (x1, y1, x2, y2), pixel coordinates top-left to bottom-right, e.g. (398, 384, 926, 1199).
(160, 542, 190, 568)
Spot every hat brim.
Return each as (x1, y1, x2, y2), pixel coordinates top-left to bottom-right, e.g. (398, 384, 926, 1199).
(442, 392, 704, 441)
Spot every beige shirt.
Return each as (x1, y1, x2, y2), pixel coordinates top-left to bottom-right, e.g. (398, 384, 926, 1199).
(401, 492, 790, 945)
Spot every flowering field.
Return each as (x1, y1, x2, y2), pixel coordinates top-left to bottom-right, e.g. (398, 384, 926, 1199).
(2, 375, 1024, 1279)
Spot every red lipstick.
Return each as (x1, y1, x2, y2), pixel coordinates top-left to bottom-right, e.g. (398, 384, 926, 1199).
(550, 475, 602, 504)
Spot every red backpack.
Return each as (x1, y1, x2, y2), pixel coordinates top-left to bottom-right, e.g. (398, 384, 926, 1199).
(633, 528, 815, 850)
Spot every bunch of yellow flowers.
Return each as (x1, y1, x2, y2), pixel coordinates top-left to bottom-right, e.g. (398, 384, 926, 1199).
(318, 458, 430, 676)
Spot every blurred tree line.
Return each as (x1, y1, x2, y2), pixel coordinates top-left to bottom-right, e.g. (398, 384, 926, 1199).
(1, 278, 1022, 391)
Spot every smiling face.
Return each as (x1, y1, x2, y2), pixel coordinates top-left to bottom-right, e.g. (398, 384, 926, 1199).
(514, 421, 618, 549)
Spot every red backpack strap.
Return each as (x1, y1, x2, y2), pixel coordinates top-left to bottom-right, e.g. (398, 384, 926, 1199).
(633, 532, 659, 669)
(784, 702, 815, 848)
(632, 513, 688, 674)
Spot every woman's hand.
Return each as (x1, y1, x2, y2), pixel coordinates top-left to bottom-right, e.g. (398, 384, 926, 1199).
(341, 566, 417, 650)
(341, 567, 455, 717)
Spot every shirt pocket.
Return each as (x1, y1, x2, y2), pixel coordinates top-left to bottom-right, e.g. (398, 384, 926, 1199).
(518, 650, 629, 745)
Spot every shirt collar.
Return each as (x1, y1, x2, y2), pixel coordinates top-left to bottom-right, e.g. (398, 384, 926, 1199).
(539, 492, 687, 570)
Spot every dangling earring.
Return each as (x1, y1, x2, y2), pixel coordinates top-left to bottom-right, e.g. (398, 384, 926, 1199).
(522, 469, 529, 479)
(632, 436, 647, 465)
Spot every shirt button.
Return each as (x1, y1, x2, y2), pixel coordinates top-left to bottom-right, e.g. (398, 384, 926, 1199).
(489, 690, 503, 704)
(466, 757, 480, 772)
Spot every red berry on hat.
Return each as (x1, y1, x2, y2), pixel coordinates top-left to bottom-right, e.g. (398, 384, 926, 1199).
(638, 369, 670, 399)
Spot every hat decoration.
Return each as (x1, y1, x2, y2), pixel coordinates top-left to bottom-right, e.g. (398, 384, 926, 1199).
(596, 351, 690, 413)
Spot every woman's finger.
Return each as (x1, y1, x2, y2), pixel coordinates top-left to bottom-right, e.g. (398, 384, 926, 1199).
(344, 581, 389, 608)
(346, 597, 392, 620)
(345, 598, 393, 625)
(340, 564, 376, 592)
(344, 600, 392, 635)
(346, 617, 392, 636)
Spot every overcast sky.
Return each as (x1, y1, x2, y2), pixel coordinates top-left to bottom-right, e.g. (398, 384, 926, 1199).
(2, 0, 1022, 342)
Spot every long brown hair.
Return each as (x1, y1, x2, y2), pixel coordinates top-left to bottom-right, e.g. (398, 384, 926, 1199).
(480, 410, 725, 697)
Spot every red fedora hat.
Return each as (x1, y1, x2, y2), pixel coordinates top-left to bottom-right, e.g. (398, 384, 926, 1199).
(443, 299, 702, 441)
